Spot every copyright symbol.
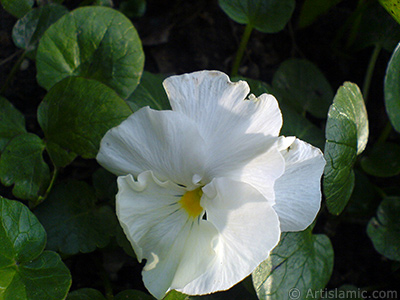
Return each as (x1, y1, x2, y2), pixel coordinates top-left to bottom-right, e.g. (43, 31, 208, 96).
(289, 288, 301, 300)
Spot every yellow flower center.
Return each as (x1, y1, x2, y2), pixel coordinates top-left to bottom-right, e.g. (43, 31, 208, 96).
(179, 187, 203, 218)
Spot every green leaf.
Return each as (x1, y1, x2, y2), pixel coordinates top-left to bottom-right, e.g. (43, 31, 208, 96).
(0, 197, 71, 300)
(252, 228, 333, 300)
(45, 140, 77, 168)
(12, 4, 68, 56)
(163, 290, 191, 300)
(379, 0, 400, 26)
(92, 167, 117, 200)
(384, 41, 400, 132)
(0, 96, 26, 152)
(0, 133, 50, 201)
(367, 197, 400, 261)
(37, 77, 132, 159)
(323, 82, 368, 215)
(218, 0, 295, 33)
(126, 71, 170, 111)
(36, 6, 144, 98)
(115, 290, 155, 300)
(298, 0, 343, 29)
(34, 180, 118, 254)
(0, 0, 33, 18)
(67, 288, 106, 300)
(354, 2, 400, 52)
(272, 58, 333, 118)
(360, 142, 400, 177)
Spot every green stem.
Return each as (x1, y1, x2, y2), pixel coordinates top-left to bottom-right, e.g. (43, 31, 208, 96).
(34, 167, 58, 208)
(0, 50, 27, 95)
(231, 24, 254, 77)
(362, 44, 381, 103)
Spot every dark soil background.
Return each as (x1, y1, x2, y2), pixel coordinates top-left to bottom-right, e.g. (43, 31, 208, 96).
(1, 0, 399, 299)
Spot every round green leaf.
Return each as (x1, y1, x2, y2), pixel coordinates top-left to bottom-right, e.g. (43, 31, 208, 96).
(92, 167, 117, 200)
(252, 228, 334, 300)
(380, 0, 400, 25)
(323, 82, 369, 215)
(126, 71, 170, 111)
(37, 77, 132, 159)
(163, 290, 191, 300)
(0, 133, 50, 201)
(298, 0, 343, 29)
(0, 0, 33, 18)
(34, 180, 118, 254)
(36, 6, 144, 98)
(67, 288, 106, 300)
(0, 197, 71, 300)
(367, 197, 400, 261)
(12, 4, 68, 55)
(115, 290, 155, 300)
(384, 41, 400, 133)
(45, 140, 77, 168)
(218, 0, 295, 33)
(0, 96, 26, 152)
(360, 142, 400, 177)
(272, 58, 333, 118)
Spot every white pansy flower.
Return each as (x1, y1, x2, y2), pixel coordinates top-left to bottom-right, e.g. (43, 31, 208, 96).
(97, 70, 325, 299)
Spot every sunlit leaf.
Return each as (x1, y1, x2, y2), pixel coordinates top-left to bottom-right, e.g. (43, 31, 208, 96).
(126, 71, 170, 111)
(367, 197, 400, 261)
(37, 77, 132, 159)
(360, 142, 400, 177)
(163, 290, 191, 300)
(0, 197, 71, 299)
(272, 58, 333, 118)
(0, 133, 50, 201)
(323, 82, 368, 215)
(252, 227, 334, 300)
(298, 0, 343, 28)
(0, 0, 33, 18)
(67, 288, 106, 300)
(379, 0, 400, 26)
(34, 180, 117, 254)
(384, 41, 400, 132)
(0, 96, 26, 152)
(218, 0, 295, 33)
(36, 6, 144, 98)
(12, 4, 68, 56)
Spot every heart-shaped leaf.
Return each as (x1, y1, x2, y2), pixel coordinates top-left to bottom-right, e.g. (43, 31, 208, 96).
(323, 82, 368, 215)
(0, 133, 50, 201)
(252, 227, 333, 300)
(218, 0, 295, 33)
(37, 77, 132, 159)
(0, 197, 71, 300)
(36, 6, 144, 98)
(34, 180, 118, 254)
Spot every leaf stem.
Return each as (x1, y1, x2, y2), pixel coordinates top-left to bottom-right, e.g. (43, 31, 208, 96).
(362, 44, 381, 103)
(375, 121, 392, 146)
(231, 24, 254, 77)
(0, 50, 27, 95)
(34, 167, 58, 208)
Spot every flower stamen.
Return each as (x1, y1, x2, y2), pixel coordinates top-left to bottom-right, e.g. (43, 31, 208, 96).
(179, 187, 203, 218)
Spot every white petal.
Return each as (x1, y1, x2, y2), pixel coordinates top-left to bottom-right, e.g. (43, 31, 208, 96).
(273, 138, 326, 231)
(97, 107, 206, 188)
(178, 178, 281, 295)
(163, 71, 283, 181)
(116, 172, 217, 299)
